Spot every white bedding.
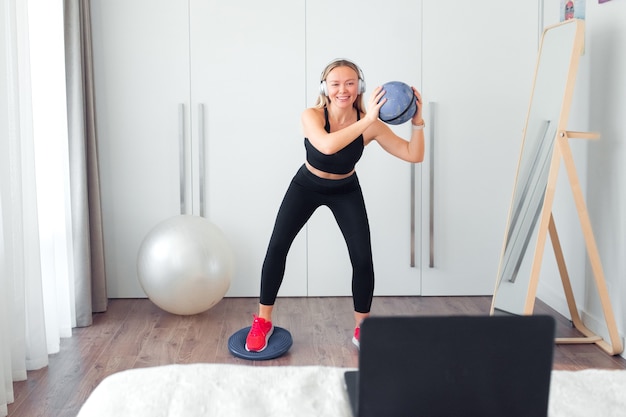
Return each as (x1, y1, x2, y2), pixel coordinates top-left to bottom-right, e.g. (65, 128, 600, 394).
(76, 364, 626, 417)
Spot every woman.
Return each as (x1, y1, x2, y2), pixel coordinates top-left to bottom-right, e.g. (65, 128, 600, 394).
(246, 58, 425, 352)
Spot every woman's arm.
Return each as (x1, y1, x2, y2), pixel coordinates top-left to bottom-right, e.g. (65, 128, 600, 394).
(365, 87, 425, 163)
(301, 87, 386, 155)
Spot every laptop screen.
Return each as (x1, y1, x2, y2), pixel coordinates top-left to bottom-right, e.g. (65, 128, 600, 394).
(347, 315, 555, 417)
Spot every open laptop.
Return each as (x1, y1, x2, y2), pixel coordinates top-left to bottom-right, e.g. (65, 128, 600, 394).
(344, 315, 555, 417)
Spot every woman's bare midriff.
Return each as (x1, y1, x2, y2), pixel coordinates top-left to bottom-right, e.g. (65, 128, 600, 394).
(305, 162, 355, 180)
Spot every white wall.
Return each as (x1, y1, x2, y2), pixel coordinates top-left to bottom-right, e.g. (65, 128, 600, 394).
(585, 0, 626, 356)
(534, 0, 626, 357)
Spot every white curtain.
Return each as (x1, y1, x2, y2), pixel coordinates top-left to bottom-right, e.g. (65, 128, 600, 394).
(1, 2, 50, 415)
(0, 0, 103, 415)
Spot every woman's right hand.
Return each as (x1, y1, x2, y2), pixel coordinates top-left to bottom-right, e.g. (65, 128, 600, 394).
(366, 85, 387, 122)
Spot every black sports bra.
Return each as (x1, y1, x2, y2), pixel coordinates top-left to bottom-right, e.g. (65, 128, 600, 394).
(304, 108, 364, 175)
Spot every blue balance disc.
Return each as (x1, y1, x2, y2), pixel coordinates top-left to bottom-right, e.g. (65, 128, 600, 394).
(228, 326, 293, 361)
(379, 81, 417, 125)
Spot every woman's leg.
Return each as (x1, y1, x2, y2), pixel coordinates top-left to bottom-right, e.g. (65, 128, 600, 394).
(247, 171, 320, 352)
(258, 174, 319, 319)
(327, 180, 375, 329)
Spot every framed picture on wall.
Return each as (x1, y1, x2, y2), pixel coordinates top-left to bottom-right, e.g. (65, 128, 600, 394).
(560, 0, 586, 21)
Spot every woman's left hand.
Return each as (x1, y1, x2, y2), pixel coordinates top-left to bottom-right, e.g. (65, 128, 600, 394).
(411, 87, 424, 126)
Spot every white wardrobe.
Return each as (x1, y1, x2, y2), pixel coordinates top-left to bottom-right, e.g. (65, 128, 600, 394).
(420, 1, 539, 295)
(91, 0, 539, 299)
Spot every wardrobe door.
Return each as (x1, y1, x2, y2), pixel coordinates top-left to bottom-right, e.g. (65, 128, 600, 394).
(91, 0, 191, 297)
(305, 0, 423, 296)
(421, 1, 539, 294)
(189, 0, 307, 297)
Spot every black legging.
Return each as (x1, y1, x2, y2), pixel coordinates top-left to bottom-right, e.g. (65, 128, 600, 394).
(260, 164, 375, 313)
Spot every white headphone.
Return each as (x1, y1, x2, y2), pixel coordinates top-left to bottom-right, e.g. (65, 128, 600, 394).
(319, 59, 366, 96)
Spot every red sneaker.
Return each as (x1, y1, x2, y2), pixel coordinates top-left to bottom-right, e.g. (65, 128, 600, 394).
(352, 327, 360, 349)
(245, 315, 274, 352)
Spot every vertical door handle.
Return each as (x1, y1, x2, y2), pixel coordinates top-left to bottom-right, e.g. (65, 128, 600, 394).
(429, 102, 436, 268)
(198, 103, 206, 218)
(410, 162, 416, 268)
(178, 103, 186, 214)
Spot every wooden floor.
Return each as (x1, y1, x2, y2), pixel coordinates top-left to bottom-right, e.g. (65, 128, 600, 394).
(7, 296, 626, 416)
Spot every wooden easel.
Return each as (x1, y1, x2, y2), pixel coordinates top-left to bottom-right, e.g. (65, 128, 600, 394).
(541, 131, 623, 355)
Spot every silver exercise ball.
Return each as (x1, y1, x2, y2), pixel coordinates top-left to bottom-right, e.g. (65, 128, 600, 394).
(137, 215, 234, 315)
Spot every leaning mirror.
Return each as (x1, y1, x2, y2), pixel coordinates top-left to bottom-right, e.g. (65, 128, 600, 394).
(491, 19, 584, 315)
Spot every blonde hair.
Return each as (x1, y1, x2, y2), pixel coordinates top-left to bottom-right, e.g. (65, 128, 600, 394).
(314, 59, 366, 114)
